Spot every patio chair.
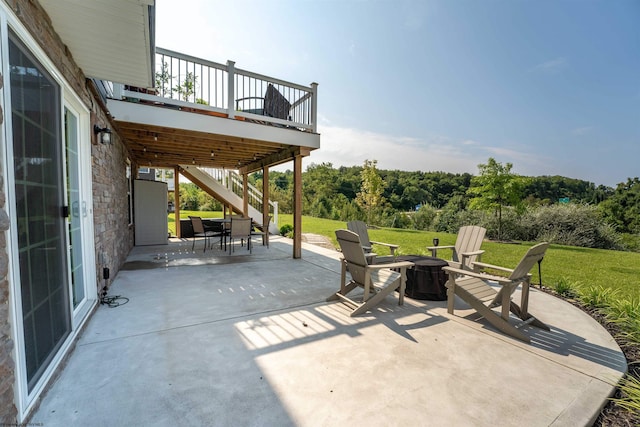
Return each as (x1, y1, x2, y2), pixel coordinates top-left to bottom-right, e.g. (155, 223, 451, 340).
(427, 225, 486, 270)
(442, 242, 550, 343)
(228, 216, 253, 254)
(251, 215, 272, 247)
(264, 84, 291, 120)
(327, 229, 413, 317)
(346, 220, 399, 259)
(189, 216, 224, 252)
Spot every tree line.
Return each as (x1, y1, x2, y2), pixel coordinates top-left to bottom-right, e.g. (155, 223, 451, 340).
(178, 158, 639, 251)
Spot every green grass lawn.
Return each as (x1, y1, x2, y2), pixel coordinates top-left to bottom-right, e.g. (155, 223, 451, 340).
(275, 214, 640, 300)
(169, 212, 639, 299)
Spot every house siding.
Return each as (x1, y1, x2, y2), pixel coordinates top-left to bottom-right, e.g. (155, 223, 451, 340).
(1, 0, 135, 421)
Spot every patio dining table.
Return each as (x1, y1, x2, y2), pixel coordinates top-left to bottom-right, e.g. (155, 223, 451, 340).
(205, 218, 229, 250)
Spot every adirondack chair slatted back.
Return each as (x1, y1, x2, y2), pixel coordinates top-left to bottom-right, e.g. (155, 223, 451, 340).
(346, 221, 371, 249)
(336, 229, 369, 284)
(508, 242, 549, 280)
(454, 225, 486, 264)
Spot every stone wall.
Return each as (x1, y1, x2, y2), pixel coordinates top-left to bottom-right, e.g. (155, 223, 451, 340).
(91, 130, 135, 289)
(0, 0, 135, 421)
(0, 178, 16, 423)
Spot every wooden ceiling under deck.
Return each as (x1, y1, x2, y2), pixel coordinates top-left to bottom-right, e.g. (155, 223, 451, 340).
(115, 121, 304, 173)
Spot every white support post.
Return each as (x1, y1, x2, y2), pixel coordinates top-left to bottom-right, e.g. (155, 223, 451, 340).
(310, 82, 318, 133)
(272, 201, 279, 233)
(112, 83, 125, 99)
(227, 60, 236, 119)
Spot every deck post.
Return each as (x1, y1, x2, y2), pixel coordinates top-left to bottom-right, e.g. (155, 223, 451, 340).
(174, 166, 180, 238)
(293, 154, 302, 258)
(262, 166, 270, 245)
(242, 171, 249, 217)
(227, 60, 235, 119)
(310, 82, 318, 133)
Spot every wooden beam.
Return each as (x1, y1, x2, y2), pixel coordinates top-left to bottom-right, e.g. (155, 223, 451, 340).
(174, 166, 181, 238)
(263, 166, 270, 246)
(293, 154, 302, 258)
(242, 172, 249, 217)
(240, 146, 313, 174)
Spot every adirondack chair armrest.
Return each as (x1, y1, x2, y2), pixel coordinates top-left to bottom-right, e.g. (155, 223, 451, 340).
(471, 261, 513, 274)
(370, 241, 399, 250)
(369, 260, 413, 271)
(370, 255, 393, 264)
(427, 244, 455, 257)
(426, 245, 455, 251)
(370, 240, 399, 255)
(442, 266, 511, 284)
(460, 249, 485, 257)
(460, 249, 485, 269)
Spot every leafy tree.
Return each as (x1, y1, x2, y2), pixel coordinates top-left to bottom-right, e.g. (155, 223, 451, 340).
(179, 183, 201, 210)
(173, 71, 197, 101)
(412, 204, 438, 230)
(599, 177, 640, 234)
(155, 61, 172, 96)
(467, 158, 527, 240)
(356, 159, 386, 225)
(524, 175, 612, 205)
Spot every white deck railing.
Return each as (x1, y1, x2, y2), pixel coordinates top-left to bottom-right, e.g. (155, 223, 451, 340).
(110, 48, 318, 133)
(201, 168, 278, 227)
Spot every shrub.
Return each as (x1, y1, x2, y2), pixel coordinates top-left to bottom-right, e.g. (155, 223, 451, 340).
(279, 224, 293, 236)
(390, 212, 413, 229)
(619, 233, 640, 252)
(518, 204, 622, 249)
(412, 204, 438, 230)
(435, 207, 485, 234)
(579, 285, 620, 309)
(550, 277, 578, 297)
(607, 297, 640, 321)
(611, 375, 640, 415)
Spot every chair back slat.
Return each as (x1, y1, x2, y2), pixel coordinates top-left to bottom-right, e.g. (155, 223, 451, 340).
(453, 225, 486, 264)
(336, 229, 369, 284)
(346, 221, 371, 248)
(509, 242, 549, 280)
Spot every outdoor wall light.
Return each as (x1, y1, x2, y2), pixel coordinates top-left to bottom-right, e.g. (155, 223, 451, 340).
(94, 125, 112, 144)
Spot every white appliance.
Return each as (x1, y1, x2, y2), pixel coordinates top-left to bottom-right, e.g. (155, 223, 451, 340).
(134, 179, 168, 245)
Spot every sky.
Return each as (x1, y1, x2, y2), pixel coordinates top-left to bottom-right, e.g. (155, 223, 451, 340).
(156, 0, 639, 187)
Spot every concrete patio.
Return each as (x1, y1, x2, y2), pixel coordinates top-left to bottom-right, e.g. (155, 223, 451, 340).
(31, 236, 626, 426)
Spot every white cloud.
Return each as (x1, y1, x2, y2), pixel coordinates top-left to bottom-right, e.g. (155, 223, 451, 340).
(290, 125, 564, 181)
(301, 125, 482, 174)
(571, 126, 593, 135)
(530, 57, 568, 74)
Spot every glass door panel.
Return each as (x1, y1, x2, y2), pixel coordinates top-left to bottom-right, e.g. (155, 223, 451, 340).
(9, 31, 70, 391)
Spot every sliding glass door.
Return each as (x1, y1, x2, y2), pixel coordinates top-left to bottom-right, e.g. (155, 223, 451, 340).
(9, 31, 70, 391)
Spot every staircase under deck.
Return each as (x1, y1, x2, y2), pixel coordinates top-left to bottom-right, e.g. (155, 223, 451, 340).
(103, 48, 319, 258)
